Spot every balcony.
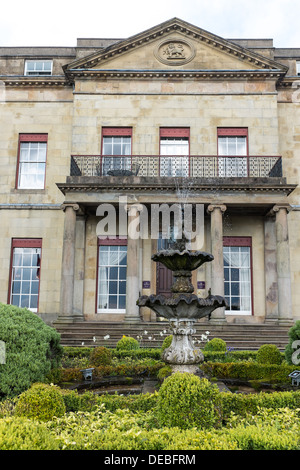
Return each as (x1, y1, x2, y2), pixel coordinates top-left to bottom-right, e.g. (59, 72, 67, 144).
(70, 154, 282, 178)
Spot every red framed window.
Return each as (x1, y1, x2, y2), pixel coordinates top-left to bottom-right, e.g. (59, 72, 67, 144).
(101, 127, 132, 175)
(223, 237, 253, 315)
(8, 239, 42, 312)
(217, 128, 248, 177)
(16, 134, 48, 189)
(96, 237, 127, 313)
(159, 127, 190, 176)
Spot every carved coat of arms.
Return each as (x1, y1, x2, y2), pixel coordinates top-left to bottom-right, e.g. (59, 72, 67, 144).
(163, 42, 186, 59)
(154, 38, 195, 66)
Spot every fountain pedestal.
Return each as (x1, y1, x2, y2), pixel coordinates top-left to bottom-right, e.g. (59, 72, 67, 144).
(162, 318, 204, 374)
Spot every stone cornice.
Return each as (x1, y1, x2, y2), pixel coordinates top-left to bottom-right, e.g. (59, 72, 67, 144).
(65, 68, 285, 82)
(1, 76, 71, 87)
(56, 176, 296, 196)
(276, 76, 300, 89)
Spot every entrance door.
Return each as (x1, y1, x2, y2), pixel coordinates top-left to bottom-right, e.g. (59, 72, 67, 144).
(156, 262, 173, 297)
(156, 236, 174, 297)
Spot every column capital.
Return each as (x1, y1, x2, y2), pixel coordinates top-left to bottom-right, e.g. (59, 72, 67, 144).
(269, 204, 292, 216)
(61, 203, 80, 212)
(207, 204, 227, 214)
(126, 203, 145, 214)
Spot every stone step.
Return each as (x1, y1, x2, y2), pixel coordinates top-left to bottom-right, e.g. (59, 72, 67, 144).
(54, 321, 291, 351)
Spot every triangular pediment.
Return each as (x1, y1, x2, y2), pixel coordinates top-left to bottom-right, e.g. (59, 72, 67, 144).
(64, 18, 287, 80)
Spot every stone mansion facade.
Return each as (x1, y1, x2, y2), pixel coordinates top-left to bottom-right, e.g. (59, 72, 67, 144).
(0, 18, 299, 328)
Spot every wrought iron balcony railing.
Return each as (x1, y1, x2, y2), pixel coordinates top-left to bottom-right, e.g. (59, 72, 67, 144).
(70, 154, 282, 178)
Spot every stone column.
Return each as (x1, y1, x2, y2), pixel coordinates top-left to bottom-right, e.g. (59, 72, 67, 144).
(124, 204, 142, 323)
(58, 203, 79, 322)
(264, 215, 279, 322)
(272, 204, 293, 325)
(73, 213, 86, 320)
(207, 204, 227, 323)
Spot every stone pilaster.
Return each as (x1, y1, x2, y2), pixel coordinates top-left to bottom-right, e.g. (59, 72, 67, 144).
(58, 203, 80, 322)
(272, 204, 293, 325)
(264, 215, 279, 322)
(124, 204, 142, 323)
(73, 212, 86, 320)
(207, 204, 227, 323)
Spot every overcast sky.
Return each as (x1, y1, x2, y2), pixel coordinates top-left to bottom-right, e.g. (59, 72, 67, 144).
(1, 0, 299, 48)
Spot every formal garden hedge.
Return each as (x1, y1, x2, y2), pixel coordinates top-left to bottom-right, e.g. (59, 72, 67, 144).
(1, 306, 300, 450)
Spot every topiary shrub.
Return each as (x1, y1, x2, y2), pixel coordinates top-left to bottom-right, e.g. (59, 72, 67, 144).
(257, 344, 282, 365)
(16, 382, 65, 419)
(15, 383, 66, 422)
(0, 303, 63, 399)
(116, 335, 139, 351)
(90, 346, 112, 366)
(161, 335, 173, 352)
(285, 320, 300, 366)
(203, 337, 227, 352)
(156, 372, 221, 430)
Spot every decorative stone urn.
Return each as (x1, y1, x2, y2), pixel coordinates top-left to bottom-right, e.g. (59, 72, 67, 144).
(137, 239, 227, 374)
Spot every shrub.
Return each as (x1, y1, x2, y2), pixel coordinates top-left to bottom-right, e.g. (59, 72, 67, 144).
(156, 372, 221, 430)
(0, 417, 60, 450)
(201, 360, 294, 383)
(157, 365, 172, 382)
(285, 320, 300, 365)
(116, 335, 140, 351)
(90, 346, 112, 366)
(15, 383, 66, 422)
(203, 337, 227, 352)
(221, 389, 300, 421)
(0, 303, 63, 398)
(161, 335, 173, 352)
(257, 344, 282, 365)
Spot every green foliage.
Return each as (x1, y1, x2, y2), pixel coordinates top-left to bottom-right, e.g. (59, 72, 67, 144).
(157, 365, 172, 381)
(90, 346, 112, 366)
(116, 335, 139, 351)
(285, 320, 300, 365)
(15, 383, 66, 422)
(257, 344, 282, 365)
(0, 303, 63, 399)
(1, 403, 299, 450)
(203, 337, 227, 352)
(114, 348, 161, 360)
(45, 406, 237, 450)
(161, 335, 173, 352)
(0, 417, 61, 450)
(220, 389, 300, 421)
(63, 347, 92, 359)
(225, 408, 300, 450)
(203, 350, 258, 362)
(156, 372, 221, 430)
(201, 361, 294, 383)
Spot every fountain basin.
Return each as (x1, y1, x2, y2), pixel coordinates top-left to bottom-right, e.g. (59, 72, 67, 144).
(137, 293, 227, 320)
(152, 250, 214, 272)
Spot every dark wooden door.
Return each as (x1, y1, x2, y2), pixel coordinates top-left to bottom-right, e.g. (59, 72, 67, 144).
(156, 263, 173, 297)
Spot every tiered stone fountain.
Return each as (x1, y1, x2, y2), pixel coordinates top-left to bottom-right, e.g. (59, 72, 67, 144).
(137, 234, 227, 374)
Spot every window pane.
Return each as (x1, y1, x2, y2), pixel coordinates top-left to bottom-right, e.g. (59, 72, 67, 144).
(30, 296, 38, 310)
(97, 245, 127, 311)
(18, 142, 46, 189)
(12, 281, 21, 294)
(25, 60, 52, 76)
(10, 246, 41, 311)
(119, 296, 126, 309)
(223, 244, 251, 314)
